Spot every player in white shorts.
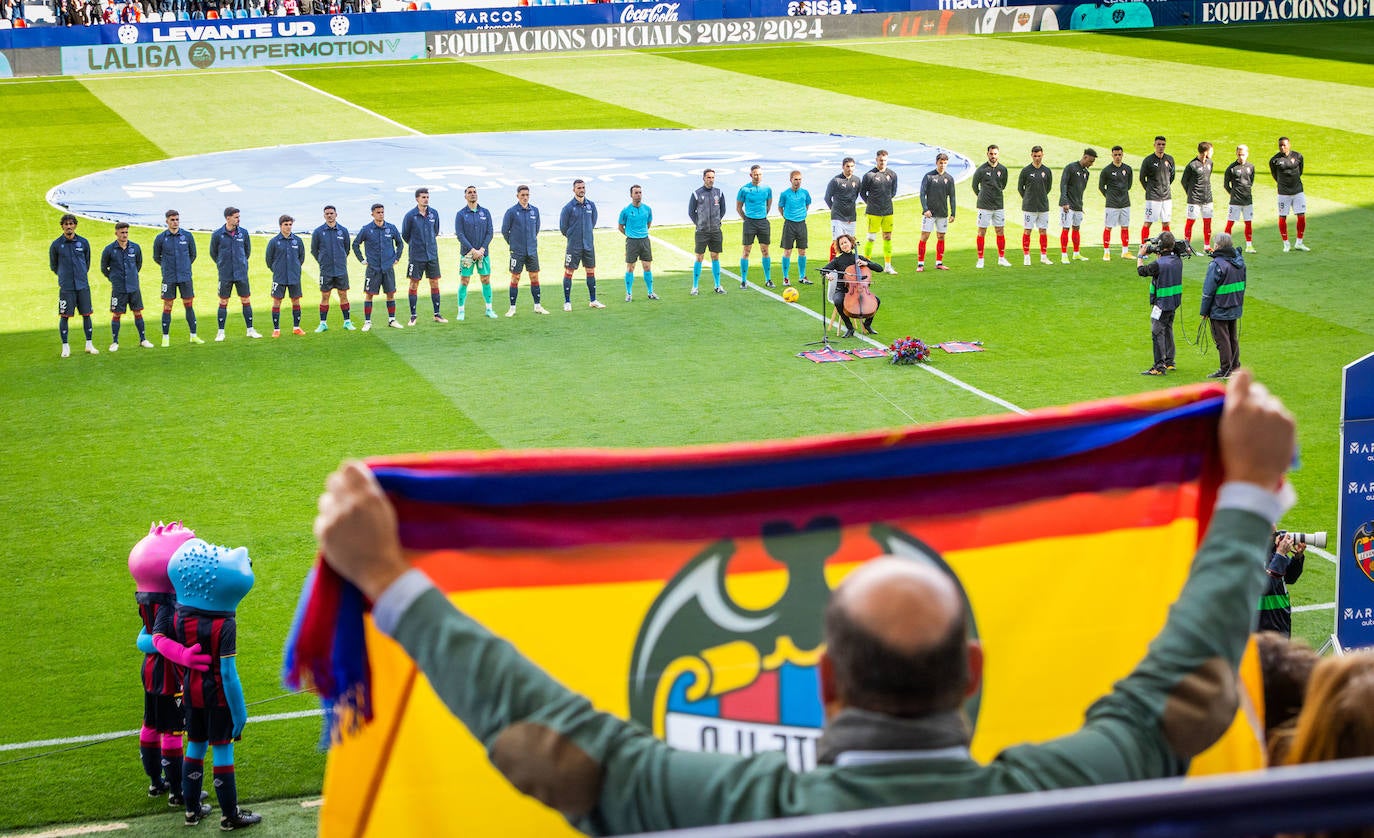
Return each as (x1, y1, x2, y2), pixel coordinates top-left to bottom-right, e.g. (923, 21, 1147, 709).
(1143, 199, 1172, 227)
(1276, 192, 1306, 217)
(977, 209, 1005, 230)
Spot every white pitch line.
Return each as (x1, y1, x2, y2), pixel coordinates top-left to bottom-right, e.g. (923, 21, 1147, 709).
(0, 709, 322, 753)
(648, 234, 1027, 415)
(10, 823, 128, 837)
(1294, 602, 1336, 613)
(269, 68, 423, 136)
(1308, 545, 1337, 565)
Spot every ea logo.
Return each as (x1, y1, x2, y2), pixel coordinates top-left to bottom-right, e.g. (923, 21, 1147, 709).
(188, 41, 215, 69)
(118, 24, 138, 44)
(329, 15, 350, 36)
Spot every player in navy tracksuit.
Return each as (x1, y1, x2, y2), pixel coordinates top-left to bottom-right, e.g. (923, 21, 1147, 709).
(208, 207, 259, 342)
(351, 203, 405, 331)
(310, 205, 352, 331)
(560, 179, 602, 310)
(401, 187, 445, 325)
(455, 186, 497, 320)
(49, 213, 97, 357)
(152, 209, 201, 346)
(265, 215, 306, 336)
(502, 185, 547, 316)
(101, 222, 153, 351)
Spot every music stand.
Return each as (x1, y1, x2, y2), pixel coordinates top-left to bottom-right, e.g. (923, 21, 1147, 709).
(804, 268, 837, 349)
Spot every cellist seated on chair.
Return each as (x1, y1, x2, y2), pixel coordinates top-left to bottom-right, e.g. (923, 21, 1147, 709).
(822, 234, 882, 338)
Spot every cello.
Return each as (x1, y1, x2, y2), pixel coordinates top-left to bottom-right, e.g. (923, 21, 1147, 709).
(841, 260, 880, 320)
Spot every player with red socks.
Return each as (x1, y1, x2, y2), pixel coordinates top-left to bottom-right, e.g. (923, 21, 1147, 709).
(1099, 146, 1134, 259)
(1269, 136, 1309, 252)
(1223, 145, 1258, 253)
(1058, 148, 1096, 262)
(1139, 136, 1176, 243)
(917, 152, 956, 271)
(1018, 145, 1054, 266)
(1182, 141, 1215, 251)
(972, 144, 1010, 268)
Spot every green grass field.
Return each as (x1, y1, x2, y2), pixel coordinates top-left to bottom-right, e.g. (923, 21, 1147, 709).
(2, 20, 1373, 833)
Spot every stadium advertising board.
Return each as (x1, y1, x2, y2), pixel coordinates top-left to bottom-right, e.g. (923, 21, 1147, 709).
(427, 14, 831, 55)
(60, 31, 424, 73)
(1337, 352, 1374, 651)
(1199, 0, 1374, 23)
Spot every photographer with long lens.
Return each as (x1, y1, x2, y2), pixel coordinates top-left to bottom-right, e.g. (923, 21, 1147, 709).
(1136, 230, 1187, 376)
(1259, 530, 1314, 637)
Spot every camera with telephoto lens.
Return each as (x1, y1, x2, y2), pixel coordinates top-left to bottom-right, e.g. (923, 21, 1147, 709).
(1277, 530, 1328, 550)
(1142, 235, 1194, 258)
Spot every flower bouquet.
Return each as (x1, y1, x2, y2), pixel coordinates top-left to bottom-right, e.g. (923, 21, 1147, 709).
(888, 336, 930, 365)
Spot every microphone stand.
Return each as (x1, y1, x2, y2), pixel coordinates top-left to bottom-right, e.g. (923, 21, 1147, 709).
(803, 267, 834, 350)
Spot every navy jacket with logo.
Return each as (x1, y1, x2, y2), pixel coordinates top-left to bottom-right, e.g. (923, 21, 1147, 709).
(101, 240, 143, 294)
(153, 228, 197, 285)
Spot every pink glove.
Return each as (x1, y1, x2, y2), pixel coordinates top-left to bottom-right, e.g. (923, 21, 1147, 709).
(152, 634, 211, 672)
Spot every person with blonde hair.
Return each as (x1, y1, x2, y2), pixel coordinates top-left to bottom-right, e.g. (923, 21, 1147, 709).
(1284, 651, 1374, 767)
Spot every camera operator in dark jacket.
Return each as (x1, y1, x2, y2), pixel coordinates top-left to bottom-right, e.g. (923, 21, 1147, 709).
(1136, 230, 1184, 376)
(1200, 232, 1246, 380)
(1259, 531, 1305, 637)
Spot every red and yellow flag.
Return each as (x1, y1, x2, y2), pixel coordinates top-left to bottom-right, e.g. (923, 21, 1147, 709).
(284, 383, 1263, 837)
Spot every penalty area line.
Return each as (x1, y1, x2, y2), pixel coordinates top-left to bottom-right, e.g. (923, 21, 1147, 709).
(269, 69, 423, 136)
(648, 234, 1027, 416)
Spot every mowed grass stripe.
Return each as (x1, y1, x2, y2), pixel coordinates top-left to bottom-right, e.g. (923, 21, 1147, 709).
(378, 280, 1004, 451)
(3, 81, 161, 333)
(658, 43, 1374, 211)
(79, 69, 404, 157)
(838, 37, 1374, 137)
(1048, 20, 1374, 77)
(479, 49, 1090, 171)
(282, 61, 686, 133)
(0, 328, 501, 742)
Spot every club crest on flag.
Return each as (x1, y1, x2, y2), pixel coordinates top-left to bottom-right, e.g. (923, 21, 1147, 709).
(628, 519, 980, 771)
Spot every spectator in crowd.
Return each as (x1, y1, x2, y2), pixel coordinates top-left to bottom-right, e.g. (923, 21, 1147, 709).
(1254, 631, 1318, 765)
(1283, 651, 1374, 773)
(313, 370, 1295, 835)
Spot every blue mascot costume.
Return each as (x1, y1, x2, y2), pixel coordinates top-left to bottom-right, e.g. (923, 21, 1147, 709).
(168, 538, 262, 830)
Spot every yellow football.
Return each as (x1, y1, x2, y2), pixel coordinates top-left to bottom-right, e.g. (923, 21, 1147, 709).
(782, 286, 799, 303)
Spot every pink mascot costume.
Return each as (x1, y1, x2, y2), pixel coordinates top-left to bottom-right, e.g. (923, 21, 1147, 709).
(130, 522, 210, 815)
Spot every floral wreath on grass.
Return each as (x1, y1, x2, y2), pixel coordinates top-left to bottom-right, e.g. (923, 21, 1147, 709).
(889, 336, 930, 365)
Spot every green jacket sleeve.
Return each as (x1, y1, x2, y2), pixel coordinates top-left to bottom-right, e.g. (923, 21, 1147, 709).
(991, 506, 1271, 786)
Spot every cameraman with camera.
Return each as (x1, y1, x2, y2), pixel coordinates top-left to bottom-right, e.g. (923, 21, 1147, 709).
(1136, 230, 1185, 376)
(1259, 531, 1307, 637)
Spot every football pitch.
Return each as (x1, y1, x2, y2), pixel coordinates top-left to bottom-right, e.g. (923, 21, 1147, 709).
(2, 20, 1373, 832)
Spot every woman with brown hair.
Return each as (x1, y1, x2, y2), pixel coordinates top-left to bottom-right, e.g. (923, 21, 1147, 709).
(1282, 650, 1374, 838)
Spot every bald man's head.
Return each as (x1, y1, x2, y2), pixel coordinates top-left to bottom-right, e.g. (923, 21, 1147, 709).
(822, 557, 973, 718)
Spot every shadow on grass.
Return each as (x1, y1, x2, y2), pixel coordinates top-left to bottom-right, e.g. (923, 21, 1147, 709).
(1100, 19, 1374, 65)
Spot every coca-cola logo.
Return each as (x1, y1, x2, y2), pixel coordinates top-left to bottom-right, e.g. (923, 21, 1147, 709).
(620, 2, 680, 23)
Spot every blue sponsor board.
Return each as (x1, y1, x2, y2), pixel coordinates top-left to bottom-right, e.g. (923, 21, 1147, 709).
(60, 31, 425, 73)
(1337, 351, 1374, 651)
